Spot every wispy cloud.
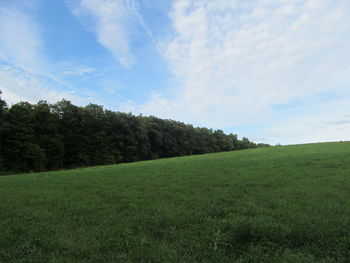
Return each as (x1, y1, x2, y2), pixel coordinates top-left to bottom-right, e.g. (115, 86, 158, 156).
(0, 65, 84, 105)
(62, 65, 95, 76)
(67, 0, 143, 68)
(0, 4, 92, 105)
(0, 6, 45, 74)
(137, 0, 350, 144)
(265, 97, 350, 144)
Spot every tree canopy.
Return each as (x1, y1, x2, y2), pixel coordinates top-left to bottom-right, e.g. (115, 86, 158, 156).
(0, 96, 269, 173)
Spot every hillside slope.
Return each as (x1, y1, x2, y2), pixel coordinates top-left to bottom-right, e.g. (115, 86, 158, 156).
(1, 142, 350, 262)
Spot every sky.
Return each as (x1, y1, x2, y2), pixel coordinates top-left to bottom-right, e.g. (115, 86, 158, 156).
(0, 0, 350, 145)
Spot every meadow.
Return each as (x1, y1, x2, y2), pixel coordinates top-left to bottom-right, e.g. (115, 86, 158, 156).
(0, 142, 349, 262)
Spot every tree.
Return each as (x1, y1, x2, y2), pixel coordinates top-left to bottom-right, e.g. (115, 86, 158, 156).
(214, 130, 232, 151)
(0, 90, 8, 171)
(2, 102, 46, 171)
(52, 100, 86, 167)
(239, 137, 256, 150)
(0, 96, 266, 173)
(33, 101, 64, 169)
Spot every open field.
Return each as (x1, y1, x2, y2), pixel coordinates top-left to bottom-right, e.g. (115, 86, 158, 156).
(0, 142, 350, 262)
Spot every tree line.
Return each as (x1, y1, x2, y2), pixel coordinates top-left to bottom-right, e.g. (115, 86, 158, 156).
(0, 94, 269, 173)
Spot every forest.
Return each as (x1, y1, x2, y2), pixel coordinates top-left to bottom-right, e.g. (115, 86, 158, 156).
(0, 95, 268, 173)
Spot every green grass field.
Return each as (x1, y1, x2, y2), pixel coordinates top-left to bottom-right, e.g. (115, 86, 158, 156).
(1, 142, 350, 262)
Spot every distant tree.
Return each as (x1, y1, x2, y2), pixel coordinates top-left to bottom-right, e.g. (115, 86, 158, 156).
(257, 143, 271, 148)
(33, 101, 64, 169)
(2, 102, 46, 171)
(214, 130, 232, 151)
(80, 104, 107, 165)
(0, 96, 267, 173)
(228, 133, 239, 150)
(239, 137, 256, 150)
(0, 91, 8, 171)
(52, 100, 86, 167)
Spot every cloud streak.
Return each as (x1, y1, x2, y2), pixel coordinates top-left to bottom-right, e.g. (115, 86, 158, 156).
(68, 0, 142, 68)
(0, 4, 92, 105)
(0, 6, 45, 73)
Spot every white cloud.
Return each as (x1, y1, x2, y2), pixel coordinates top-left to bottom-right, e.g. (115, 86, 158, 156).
(0, 65, 85, 105)
(265, 97, 350, 144)
(62, 66, 95, 76)
(68, 0, 141, 68)
(0, 7, 46, 74)
(138, 0, 350, 144)
(0, 5, 91, 106)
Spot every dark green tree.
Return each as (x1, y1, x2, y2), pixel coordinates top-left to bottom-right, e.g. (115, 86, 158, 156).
(2, 102, 46, 171)
(33, 101, 64, 169)
(52, 100, 86, 167)
(0, 96, 267, 173)
(0, 91, 8, 171)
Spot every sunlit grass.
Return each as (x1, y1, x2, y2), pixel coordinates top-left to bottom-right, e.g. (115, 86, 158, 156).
(1, 142, 350, 262)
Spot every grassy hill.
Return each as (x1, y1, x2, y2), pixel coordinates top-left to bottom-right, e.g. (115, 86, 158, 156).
(1, 142, 350, 262)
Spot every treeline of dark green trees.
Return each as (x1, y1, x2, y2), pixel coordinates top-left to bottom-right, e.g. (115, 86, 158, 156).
(0, 96, 269, 173)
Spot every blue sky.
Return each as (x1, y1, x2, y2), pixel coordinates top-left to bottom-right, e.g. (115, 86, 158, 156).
(1, 0, 350, 145)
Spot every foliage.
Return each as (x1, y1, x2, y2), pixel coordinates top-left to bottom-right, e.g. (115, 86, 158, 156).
(0, 142, 349, 262)
(0, 97, 266, 173)
(0, 93, 8, 169)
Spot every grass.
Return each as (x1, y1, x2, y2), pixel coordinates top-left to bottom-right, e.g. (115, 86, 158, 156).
(1, 142, 350, 262)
